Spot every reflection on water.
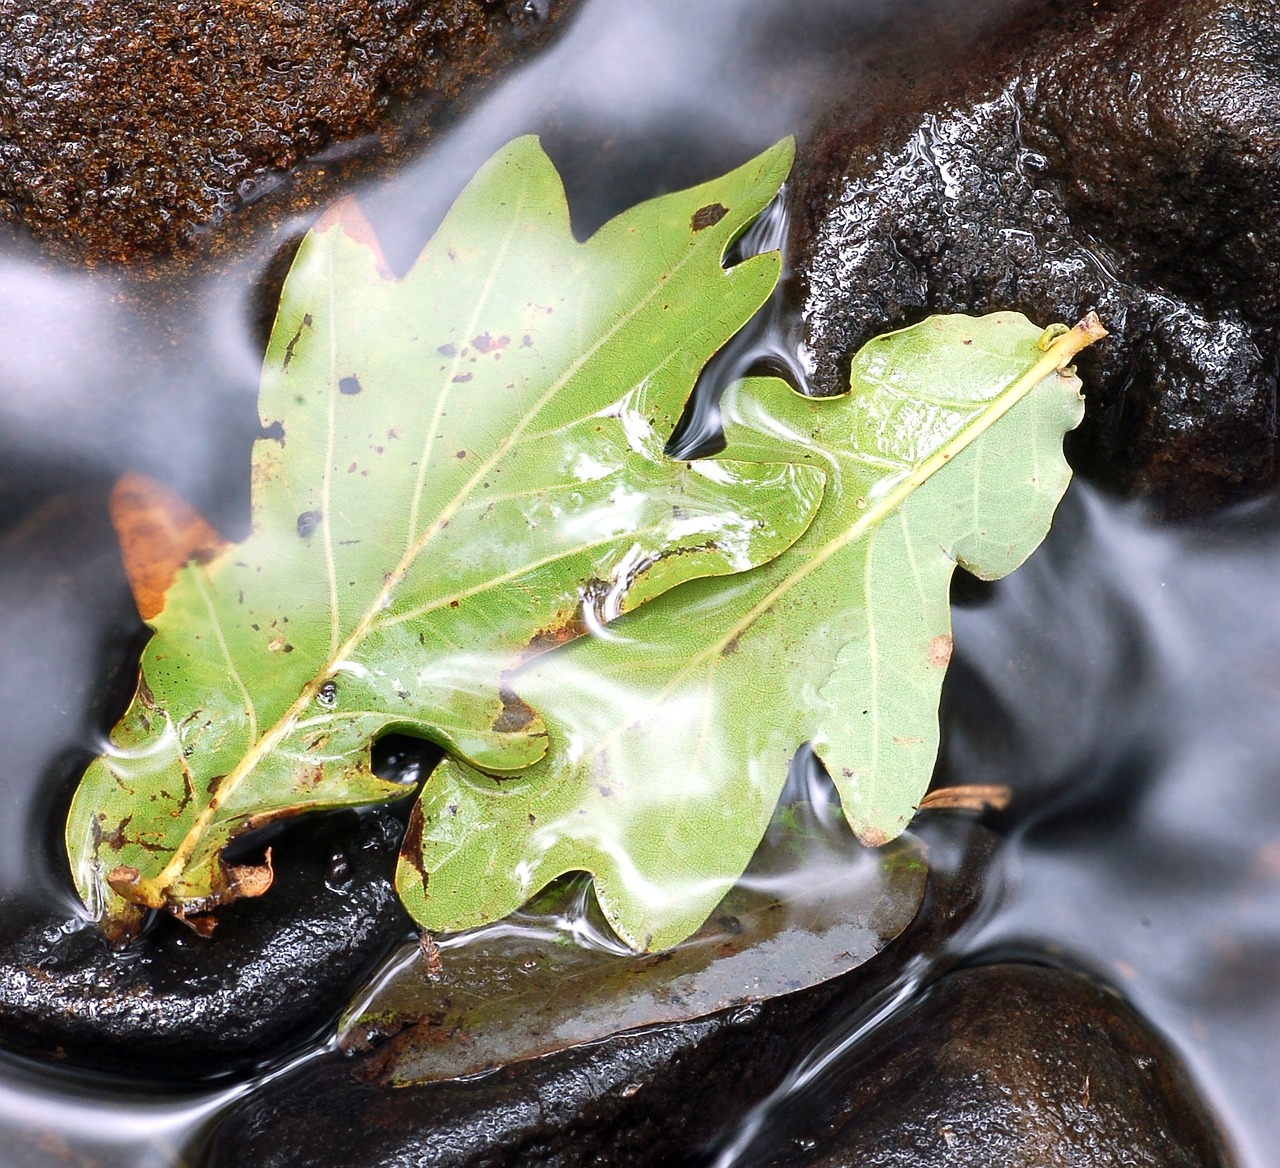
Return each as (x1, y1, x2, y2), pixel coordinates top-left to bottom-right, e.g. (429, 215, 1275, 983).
(955, 486, 1280, 1168)
(0, 1050, 239, 1168)
(1, 0, 1277, 1164)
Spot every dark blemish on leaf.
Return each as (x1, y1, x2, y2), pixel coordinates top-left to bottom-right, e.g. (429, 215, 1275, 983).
(452, 373, 473, 383)
(724, 636, 740, 656)
(297, 510, 322, 537)
(316, 680, 338, 708)
(526, 604, 588, 657)
(400, 806, 425, 865)
(598, 786, 613, 798)
(716, 914, 744, 935)
(374, 445, 384, 454)
(449, 600, 459, 608)
(347, 462, 358, 473)
(493, 688, 535, 733)
(455, 450, 467, 459)
(448, 804, 458, 815)
(339, 539, 360, 546)
(447, 247, 458, 263)
(521, 335, 533, 348)
(472, 333, 510, 353)
(528, 814, 536, 824)
(339, 375, 362, 395)
(100, 814, 134, 852)
(282, 312, 314, 369)
(438, 343, 457, 357)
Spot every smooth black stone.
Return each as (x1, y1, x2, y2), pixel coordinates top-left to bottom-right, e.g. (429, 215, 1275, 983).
(790, 0, 1280, 515)
(732, 961, 1235, 1167)
(0, 808, 413, 1080)
(205, 816, 996, 1167)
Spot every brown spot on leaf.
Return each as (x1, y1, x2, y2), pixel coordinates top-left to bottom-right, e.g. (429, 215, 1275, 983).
(929, 634, 953, 668)
(493, 688, 536, 734)
(452, 372, 473, 383)
(401, 802, 426, 869)
(438, 343, 457, 357)
(99, 813, 134, 852)
(110, 472, 229, 621)
(691, 203, 728, 231)
(859, 826, 889, 848)
(297, 510, 322, 537)
(525, 607, 588, 656)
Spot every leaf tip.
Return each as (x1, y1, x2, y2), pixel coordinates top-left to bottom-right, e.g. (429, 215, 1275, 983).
(314, 197, 393, 279)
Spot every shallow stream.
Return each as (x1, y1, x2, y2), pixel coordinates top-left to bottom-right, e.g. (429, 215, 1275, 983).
(0, 0, 1276, 1164)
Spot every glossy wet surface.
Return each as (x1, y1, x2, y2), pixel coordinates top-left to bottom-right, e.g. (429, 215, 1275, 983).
(0, 0, 1276, 1164)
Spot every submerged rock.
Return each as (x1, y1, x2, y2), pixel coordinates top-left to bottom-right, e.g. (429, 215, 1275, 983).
(0, 0, 580, 265)
(0, 809, 413, 1079)
(205, 816, 995, 1167)
(735, 962, 1234, 1167)
(791, 0, 1280, 514)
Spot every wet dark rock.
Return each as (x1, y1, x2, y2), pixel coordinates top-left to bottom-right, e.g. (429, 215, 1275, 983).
(791, 0, 1280, 514)
(205, 816, 994, 1168)
(0, 809, 413, 1080)
(0, 0, 580, 265)
(735, 961, 1234, 1167)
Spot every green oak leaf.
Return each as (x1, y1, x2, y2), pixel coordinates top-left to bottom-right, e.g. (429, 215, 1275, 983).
(399, 312, 1103, 952)
(66, 135, 822, 944)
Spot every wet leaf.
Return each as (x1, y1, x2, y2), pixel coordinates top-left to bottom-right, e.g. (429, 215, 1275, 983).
(66, 136, 818, 943)
(401, 313, 1103, 951)
(342, 807, 927, 1085)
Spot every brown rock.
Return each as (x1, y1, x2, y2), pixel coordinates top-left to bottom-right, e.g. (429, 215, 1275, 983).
(0, 0, 579, 265)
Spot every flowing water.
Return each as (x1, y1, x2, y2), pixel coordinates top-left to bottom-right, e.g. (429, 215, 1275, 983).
(0, 0, 1275, 1163)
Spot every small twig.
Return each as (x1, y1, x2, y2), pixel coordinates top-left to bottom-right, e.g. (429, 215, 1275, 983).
(918, 784, 1012, 813)
(418, 930, 444, 980)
